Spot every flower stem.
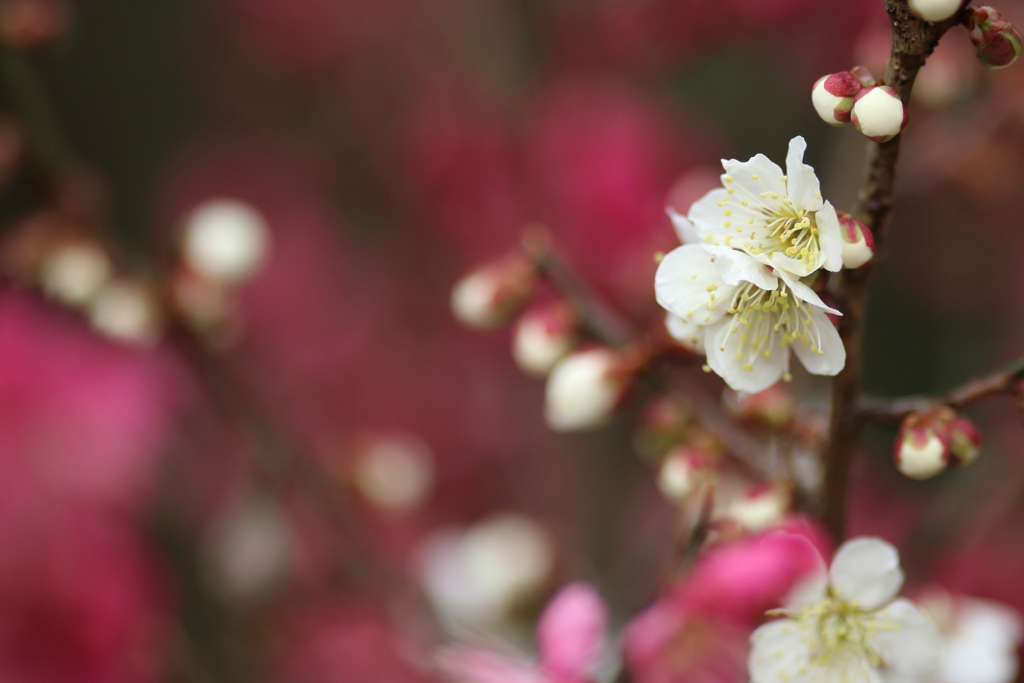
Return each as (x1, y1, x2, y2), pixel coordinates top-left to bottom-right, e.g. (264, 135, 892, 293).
(821, 0, 962, 539)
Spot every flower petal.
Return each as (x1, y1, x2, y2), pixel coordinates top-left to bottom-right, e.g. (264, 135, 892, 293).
(829, 537, 904, 611)
(436, 646, 546, 683)
(722, 154, 787, 203)
(784, 136, 824, 212)
(537, 582, 608, 680)
(655, 245, 734, 326)
(815, 201, 844, 272)
(703, 245, 778, 290)
(766, 251, 818, 279)
(749, 619, 816, 683)
(776, 270, 841, 315)
(790, 307, 846, 377)
(783, 562, 829, 609)
(668, 207, 700, 244)
(705, 317, 788, 393)
(665, 313, 705, 354)
(688, 188, 739, 245)
(873, 598, 944, 676)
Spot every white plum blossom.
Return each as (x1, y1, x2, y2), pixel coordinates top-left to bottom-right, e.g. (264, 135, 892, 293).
(670, 136, 844, 279)
(750, 538, 943, 683)
(655, 243, 845, 393)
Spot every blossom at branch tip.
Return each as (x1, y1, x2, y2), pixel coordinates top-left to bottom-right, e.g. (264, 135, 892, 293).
(669, 136, 844, 279)
(750, 537, 943, 683)
(656, 243, 845, 393)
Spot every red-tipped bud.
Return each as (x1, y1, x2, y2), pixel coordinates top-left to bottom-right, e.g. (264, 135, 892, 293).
(909, 0, 964, 22)
(946, 415, 981, 466)
(723, 384, 796, 428)
(836, 211, 875, 269)
(851, 86, 908, 143)
(0, 0, 69, 50)
(511, 300, 577, 376)
(544, 347, 633, 432)
(450, 254, 536, 329)
(719, 481, 791, 533)
(657, 446, 715, 502)
(811, 72, 862, 126)
(968, 7, 1022, 69)
(894, 407, 982, 479)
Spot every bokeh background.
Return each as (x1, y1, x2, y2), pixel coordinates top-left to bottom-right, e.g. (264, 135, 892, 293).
(2, 0, 1024, 680)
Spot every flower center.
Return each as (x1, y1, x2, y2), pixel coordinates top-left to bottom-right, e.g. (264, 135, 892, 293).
(720, 281, 825, 378)
(717, 175, 821, 270)
(798, 596, 883, 667)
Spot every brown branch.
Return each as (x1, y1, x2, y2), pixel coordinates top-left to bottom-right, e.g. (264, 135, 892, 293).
(858, 356, 1024, 421)
(820, 1, 963, 540)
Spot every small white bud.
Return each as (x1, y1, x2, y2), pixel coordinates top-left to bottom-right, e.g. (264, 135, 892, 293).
(657, 447, 714, 502)
(811, 72, 862, 126)
(207, 495, 291, 602)
(182, 199, 270, 284)
(837, 213, 875, 269)
(39, 241, 111, 306)
(723, 483, 790, 532)
(450, 255, 535, 329)
(544, 348, 630, 432)
(512, 301, 576, 376)
(896, 429, 948, 480)
(88, 279, 161, 344)
(851, 86, 908, 143)
(909, 0, 963, 22)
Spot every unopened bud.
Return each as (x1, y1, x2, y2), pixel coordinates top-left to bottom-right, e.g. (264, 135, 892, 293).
(182, 199, 271, 284)
(353, 434, 434, 513)
(39, 240, 111, 306)
(0, 0, 69, 50)
(544, 348, 632, 432)
(909, 0, 964, 22)
(811, 72, 862, 126)
(895, 424, 947, 480)
(724, 384, 796, 427)
(451, 254, 536, 329)
(969, 7, 1022, 69)
(657, 447, 714, 502)
(721, 482, 790, 533)
(837, 211, 875, 269)
(511, 301, 577, 376)
(946, 415, 981, 466)
(851, 86, 907, 143)
(88, 279, 161, 345)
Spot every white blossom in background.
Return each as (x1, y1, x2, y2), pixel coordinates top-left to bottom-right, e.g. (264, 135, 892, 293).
(182, 199, 270, 284)
(908, 0, 963, 22)
(544, 348, 631, 431)
(39, 241, 111, 306)
(88, 279, 161, 344)
(655, 244, 845, 393)
(930, 596, 1022, 683)
(512, 302, 576, 376)
(207, 494, 291, 602)
(750, 537, 943, 683)
(670, 136, 844, 279)
(353, 434, 434, 513)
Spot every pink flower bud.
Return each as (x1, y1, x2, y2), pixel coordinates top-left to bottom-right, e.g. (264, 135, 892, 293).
(511, 300, 577, 376)
(851, 86, 908, 143)
(894, 407, 981, 479)
(969, 7, 1022, 69)
(450, 254, 536, 329)
(946, 415, 981, 466)
(811, 72, 862, 126)
(836, 211, 875, 269)
(909, 0, 964, 22)
(544, 348, 632, 432)
(657, 446, 715, 502)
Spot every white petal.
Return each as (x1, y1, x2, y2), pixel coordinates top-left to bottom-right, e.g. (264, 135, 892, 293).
(790, 307, 846, 377)
(829, 538, 904, 611)
(668, 207, 700, 244)
(655, 245, 734, 326)
(749, 619, 816, 683)
(955, 598, 1024, 649)
(722, 153, 787, 202)
(705, 317, 788, 393)
(703, 245, 779, 290)
(665, 313, 706, 354)
(776, 270, 842, 315)
(688, 188, 739, 245)
(941, 639, 1018, 683)
(874, 598, 944, 676)
(784, 561, 829, 609)
(815, 201, 845, 272)
(785, 136, 823, 211)
(767, 251, 818, 279)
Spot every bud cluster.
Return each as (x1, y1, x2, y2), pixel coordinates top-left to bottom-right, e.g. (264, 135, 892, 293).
(894, 406, 981, 480)
(967, 6, 1023, 69)
(812, 68, 907, 143)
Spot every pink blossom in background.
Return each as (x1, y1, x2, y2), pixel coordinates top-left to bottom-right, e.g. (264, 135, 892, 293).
(0, 506, 167, 683)
(624, 520, 828, 683)
(440, 582, 608, 683)
(0, 288, 183, 512)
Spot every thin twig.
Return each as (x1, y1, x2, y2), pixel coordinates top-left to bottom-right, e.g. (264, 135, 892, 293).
(858, 356, 1024, 421)
(820, 1, 963, 540)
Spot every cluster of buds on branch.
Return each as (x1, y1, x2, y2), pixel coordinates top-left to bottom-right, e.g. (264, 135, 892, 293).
(894, 406, 981, 479)
(967, 5, 1023, 69)
(812, 67, 907, 142)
